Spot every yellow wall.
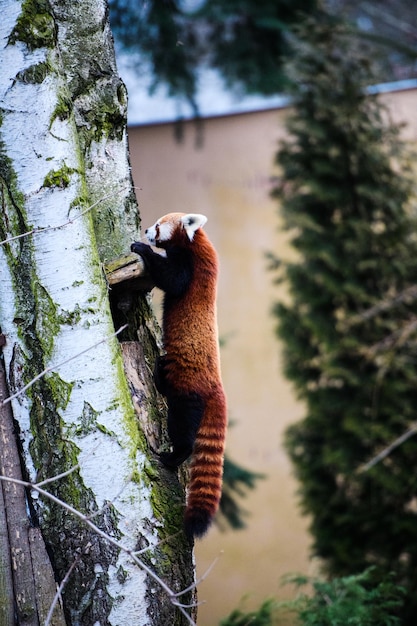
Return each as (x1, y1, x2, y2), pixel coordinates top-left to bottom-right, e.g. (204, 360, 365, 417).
(127, 87, 417, 625)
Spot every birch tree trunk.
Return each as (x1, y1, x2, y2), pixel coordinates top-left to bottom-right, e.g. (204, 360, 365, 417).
(0, 1, 195, 624)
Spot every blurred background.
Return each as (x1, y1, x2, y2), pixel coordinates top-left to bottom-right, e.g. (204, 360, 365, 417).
(109, 1, 417, 623)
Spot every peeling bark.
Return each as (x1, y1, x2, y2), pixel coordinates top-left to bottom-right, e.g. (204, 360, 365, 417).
(0, 360, 39, 626)
(0, 358, 66, 626)
(0, 1, 195, 624)
(0, 463, 14, 626)
(29, 527, 67, 626)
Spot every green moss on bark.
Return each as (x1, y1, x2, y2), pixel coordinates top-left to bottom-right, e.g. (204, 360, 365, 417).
(2, 4, 196, 621)
(8, 0, 56, 51)
(32, 281, 60, 358)
(43, 165, 78, 189)
(15, 61, 52, 84)
(50, 93, 73, 124)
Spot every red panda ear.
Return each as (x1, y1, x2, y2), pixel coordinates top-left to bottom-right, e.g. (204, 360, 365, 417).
(181, 214, 207, 241)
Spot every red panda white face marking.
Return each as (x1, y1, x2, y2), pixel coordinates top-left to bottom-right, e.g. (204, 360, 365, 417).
(145, 213, 207, 246)
(145, 220, 173, 245)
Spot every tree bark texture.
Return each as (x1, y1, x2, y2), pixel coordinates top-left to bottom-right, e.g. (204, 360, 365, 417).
(0, 1, 195, 624)
(0, 484, 14, 626)
(0, 359, 67, 626)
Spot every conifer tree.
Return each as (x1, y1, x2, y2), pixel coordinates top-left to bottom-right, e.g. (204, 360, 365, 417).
(108, 0, 319, 105)
(273, 16, 417, 624)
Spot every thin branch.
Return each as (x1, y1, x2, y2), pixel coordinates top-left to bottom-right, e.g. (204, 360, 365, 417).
(176, 552, 223, 598)
(86, 473, 135, 522)
(347, 285, 417, 327)
(132, 530, 182, 556)
(0, 186, 136, 247)
(364, 317, 417, 359)
(361, 1, 417, 39)
(175, 599, 206, 609)
(358, 422, 417, 472)
(44, 546, 89, 626)
(35, 464, 80, 487)
(0, 474, 197, 625)
(1, 325, 128, 406)
(39, 467, 186, 619)
(35, 462, 132, 521)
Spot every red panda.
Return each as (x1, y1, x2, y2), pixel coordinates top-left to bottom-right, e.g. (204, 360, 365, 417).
(131, 213, 227, 540)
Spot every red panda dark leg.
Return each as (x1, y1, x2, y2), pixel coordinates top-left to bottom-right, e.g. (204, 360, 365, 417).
(130, 242, 192, 297)
(160, 392, 204, 469)
(153, 354, 169, 396)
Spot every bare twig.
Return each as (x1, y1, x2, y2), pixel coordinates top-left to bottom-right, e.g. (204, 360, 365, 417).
(0, 474, 198, 625)
(1, 325, 128, 407)
(44, 546, 89, 626)
(35, 464, 80, 487)
(0, 186, 132, 247)
(132, 530, 182, 556)
(176, 552, 223, 598)
(86, 473, 134, 522)
(37, 466, 187, 619)
(358, 422, 417, 472)
(346, 285, 417, 327)
(362, 1, 417, 39)
(364, 317, 417, 360)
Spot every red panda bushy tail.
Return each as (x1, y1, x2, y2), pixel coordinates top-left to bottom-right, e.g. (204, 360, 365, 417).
(184, 387, 227, 540)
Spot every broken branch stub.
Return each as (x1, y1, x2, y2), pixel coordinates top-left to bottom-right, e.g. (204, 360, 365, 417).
(105, 253, 154, 291)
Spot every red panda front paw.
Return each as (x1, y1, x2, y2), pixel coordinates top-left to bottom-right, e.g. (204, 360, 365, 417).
(159, 451, 180, 470)
(131, 241, 150, 254)
(160, 446, 192, 469)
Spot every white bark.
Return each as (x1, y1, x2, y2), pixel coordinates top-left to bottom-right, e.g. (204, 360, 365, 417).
(0, 1, 195, 624)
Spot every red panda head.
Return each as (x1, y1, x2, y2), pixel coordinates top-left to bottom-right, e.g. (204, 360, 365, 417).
(145, 213, 207, 249)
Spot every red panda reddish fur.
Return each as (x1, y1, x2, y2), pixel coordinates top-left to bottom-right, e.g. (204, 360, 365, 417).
(131, 213, 227, 539)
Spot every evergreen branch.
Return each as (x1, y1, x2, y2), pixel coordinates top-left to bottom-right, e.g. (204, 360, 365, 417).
(358, 423, 417, 472)
(365, 317, 417, 358)
(346, 285, 417, 327)
(343, 24, 417, 60)
(273, 14, 417, 616)
(1, 325, 128, 407)
(361, 1, 417, 39)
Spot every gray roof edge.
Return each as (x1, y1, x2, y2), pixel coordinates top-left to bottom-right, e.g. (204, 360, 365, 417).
(127, 78, 417, 127)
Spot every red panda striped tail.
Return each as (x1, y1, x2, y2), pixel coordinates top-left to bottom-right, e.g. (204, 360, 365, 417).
(184, 388, 227, 540)
(184, 507, 213, 540)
